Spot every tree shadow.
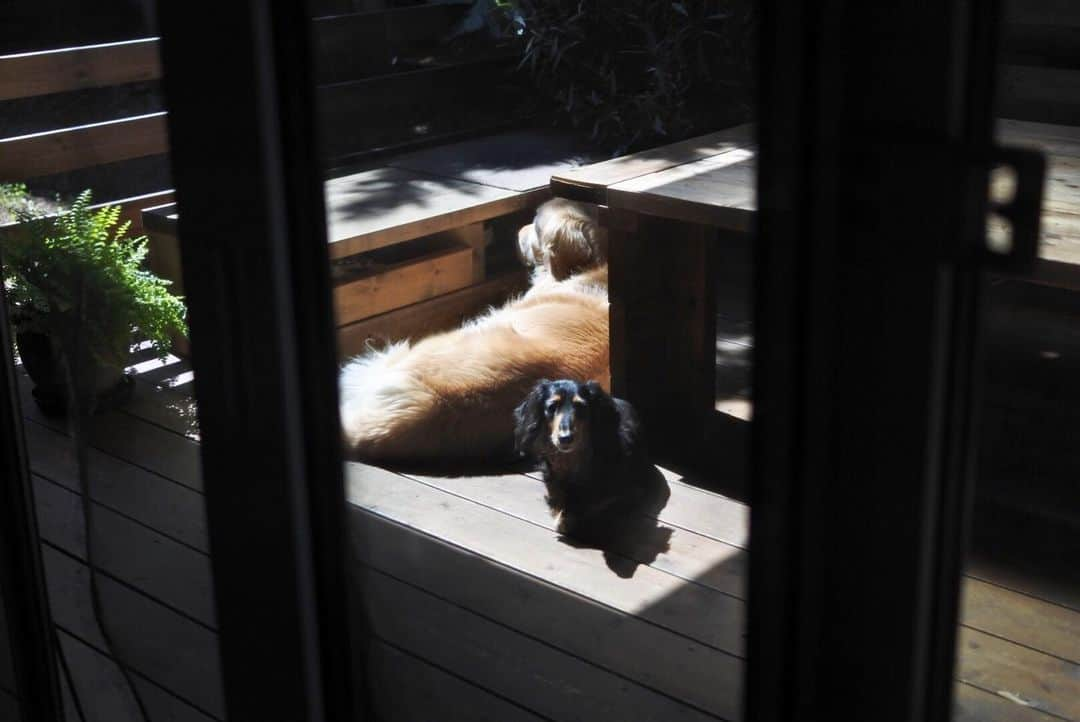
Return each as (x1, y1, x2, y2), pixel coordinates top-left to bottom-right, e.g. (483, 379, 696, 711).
(326, 128, 600, 228)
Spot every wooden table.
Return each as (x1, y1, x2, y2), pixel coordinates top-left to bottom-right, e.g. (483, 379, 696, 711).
(552, 124, 756, 457)
(551, 119, 1080, 457)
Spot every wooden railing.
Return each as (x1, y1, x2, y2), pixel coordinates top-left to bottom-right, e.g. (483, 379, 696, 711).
(0, 5, 524, 190)
(0, 39, 169, 189)
(0, 38, 161, 101)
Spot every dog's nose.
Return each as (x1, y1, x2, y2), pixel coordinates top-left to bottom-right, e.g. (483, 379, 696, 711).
(557, 431, 575, 445)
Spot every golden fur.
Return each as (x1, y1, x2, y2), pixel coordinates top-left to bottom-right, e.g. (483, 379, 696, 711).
(340, 200, 609, 462)
(517, 198, 608, 281)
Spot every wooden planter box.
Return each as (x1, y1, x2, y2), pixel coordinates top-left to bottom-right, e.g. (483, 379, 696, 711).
(332, 237, 475, 326)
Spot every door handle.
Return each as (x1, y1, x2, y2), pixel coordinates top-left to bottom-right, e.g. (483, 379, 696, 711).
(981, 146, 1045, 273)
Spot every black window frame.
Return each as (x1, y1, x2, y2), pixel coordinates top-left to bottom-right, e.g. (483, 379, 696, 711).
(0, 0, 1019, 719)
(748, 0, 1006, 720)
(0, 287, 65, 722)
(154, 3, 360, 720)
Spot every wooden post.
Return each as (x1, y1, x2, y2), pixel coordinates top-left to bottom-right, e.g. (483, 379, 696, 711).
(607, 209, 716, 457)
(146, 228, 191, 357)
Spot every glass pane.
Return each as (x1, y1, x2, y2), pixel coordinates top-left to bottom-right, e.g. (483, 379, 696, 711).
(952, 2, 1080, 719)
(1, 8, 224, 720)
(326, 1, 757, 719)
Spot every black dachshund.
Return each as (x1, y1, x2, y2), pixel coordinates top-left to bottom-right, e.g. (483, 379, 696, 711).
(514, 379, 666, 546)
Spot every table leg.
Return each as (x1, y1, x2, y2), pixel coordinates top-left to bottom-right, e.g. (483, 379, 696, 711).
(608, 211, 717, 455)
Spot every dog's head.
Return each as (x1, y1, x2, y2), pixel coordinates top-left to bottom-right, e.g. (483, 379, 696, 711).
(514, 379, 617, 458)
(517, 199, 606, 281)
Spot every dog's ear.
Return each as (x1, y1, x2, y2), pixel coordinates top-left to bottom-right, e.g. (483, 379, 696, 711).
(545, 218, 599, 281)
(580, 381, 612, 406)
(516, 223, 543, 269)
(514, 380, 550, 458)
(581, 382, 620, 458)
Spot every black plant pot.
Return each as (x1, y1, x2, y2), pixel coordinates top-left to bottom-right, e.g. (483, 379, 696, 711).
(15, 331, 134, 417)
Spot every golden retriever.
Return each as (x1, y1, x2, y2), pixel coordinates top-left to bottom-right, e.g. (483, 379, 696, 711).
(339, 199, 609, 462)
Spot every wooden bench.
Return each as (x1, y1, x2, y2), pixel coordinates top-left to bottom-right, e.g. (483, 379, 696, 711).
(145, 128, 599, 358)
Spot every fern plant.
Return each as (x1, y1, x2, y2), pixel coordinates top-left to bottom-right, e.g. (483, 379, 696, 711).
(1, 186, 187, 369)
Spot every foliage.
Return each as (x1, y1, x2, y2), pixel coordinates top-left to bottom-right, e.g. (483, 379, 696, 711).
(1, 185, 187, 368)
(494, 0, 755, 154)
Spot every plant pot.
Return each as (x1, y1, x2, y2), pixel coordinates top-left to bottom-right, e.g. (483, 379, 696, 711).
(15, 331, 134, 417)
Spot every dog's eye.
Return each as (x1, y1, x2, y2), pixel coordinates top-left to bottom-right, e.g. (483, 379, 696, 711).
(572, 399, 587, 410)
(544, 403, 557, 417)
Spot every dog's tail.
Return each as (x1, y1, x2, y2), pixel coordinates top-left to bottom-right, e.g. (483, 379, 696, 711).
(338, 341, 439, 459)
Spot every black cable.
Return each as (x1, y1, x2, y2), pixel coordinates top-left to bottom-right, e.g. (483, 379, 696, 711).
(54, 628, 87, 722)
(61, 275, 151, 722)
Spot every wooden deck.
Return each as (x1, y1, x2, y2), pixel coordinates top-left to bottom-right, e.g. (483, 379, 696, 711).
(0, 315, 1073, 721)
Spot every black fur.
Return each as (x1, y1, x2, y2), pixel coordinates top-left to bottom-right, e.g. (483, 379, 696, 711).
(514, 379, 656, 539)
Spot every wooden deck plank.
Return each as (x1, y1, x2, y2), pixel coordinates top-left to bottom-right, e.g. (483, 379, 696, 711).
(415, 469, 1080, 676)
(41, 547, 224, 717)
(23, 421, 209, 553)
(17, 375, 202, 492)
(129, 676, 217, 722)
(954, 681, 1060, 722)
(347, 463, 745, 657)
(956, 627, 1080, 720)
(362, 567, 721, 722)
(1044, 156, 1080, 214)
(58, 631, 217, 722)
(524, 468, 751, 549)
(550, 124, 754, 204)
(351, 510, 741, 718)
(388, 129, 596, 193)
(369, 640, 547, 722)
(966, 540, 1080, 617)
(77, 410, 201, 491)
(33, 476, 216, 627)
(324, 167, 527, 259)
(962, 578, 1080, 664)
(1040, 210, 1080, 268)
(408, 472, 747, 599)
(56, 629, 153, 722)
(348, 475, 743, 720)
(122, 377, 200, 442)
